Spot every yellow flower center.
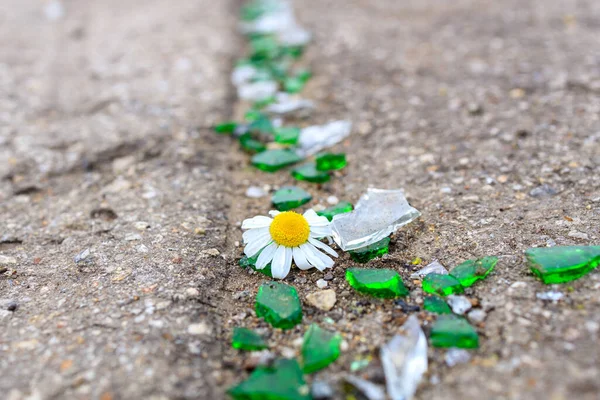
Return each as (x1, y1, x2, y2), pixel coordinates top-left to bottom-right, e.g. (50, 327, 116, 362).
(269, 212, 310, 248)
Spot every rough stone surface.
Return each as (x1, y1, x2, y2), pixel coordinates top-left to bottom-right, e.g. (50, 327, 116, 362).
(3, 0, 600, 399)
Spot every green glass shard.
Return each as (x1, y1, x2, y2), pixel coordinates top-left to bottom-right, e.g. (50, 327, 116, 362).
(275, 127, 301, 145)
(316, 201, 353, 221)
(249, 35, 280, 61)
(239, 253, 273, 277)
(252, 150, 302, 172)
(228, 358, 310, 400)
(214, 121, 237, 134)
(450, 256, 498, 287)
(291, 163, 330, 184)
(423, 296, 452, 314)
(232, 327, 268, 351)
(239, 133, 267, 154)
(430, 315, 479, 349)
(526, 245, 600, 284)
(240, 1, 273, 22)
(272, 186, 312, 211)
(284, 70, 312, 93)
(345, 268, 409, 298)
(422, 273, 464, 296)
(245, 109, 262, 122)
(301, 324, 342, 373)
(248, 113, 274, 135)
(282, 45, 304, 59)
(315, 153, 347, 171)
(348, 237, 390, 263)
(252, 96, 277, 110)
(255, 282, 303, 329)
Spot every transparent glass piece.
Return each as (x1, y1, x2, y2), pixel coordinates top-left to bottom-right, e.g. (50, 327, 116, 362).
(295, 120, 352, 158)
(331, 188, 421, 251)
(409, 261, 448, 279)
(238, 81, 279, 102)
(380, 315, 428, 400)
(265, 93, 314, 116)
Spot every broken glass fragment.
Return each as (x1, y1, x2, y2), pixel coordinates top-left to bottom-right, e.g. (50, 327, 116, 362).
(232, 327, 268, 351)
(239, 133, 267, 154)
(228, 358, 310, 400)
(526, 245, 600, 284)
(380, 315, 428, 400)
(214, 121, 238, 134)
(255, 282, 302, 329)
(316, 201, 353, 221)
(423, 296, 452, 314)
(291, 163, 330, 184)
(430, 315, 479, 349)
(295, 120, 352, 158)
(449, 256, 498, 287)
(265, 93, 314, 116)
(252, 149, 302, 172)
(343, 376, 386, 400)
(271, 186, 312, 211)
(274, 126, 301, 145)
(348, 237, 390, 263)
(239, 253, 273, 277)
(315, 153, 347, 171)
(301, 324, 342, 373)
(346, 268, 408, 298)
(422, 273, 463, 296)
(409, 261, 448, 279)
(331, 188, 420, 251)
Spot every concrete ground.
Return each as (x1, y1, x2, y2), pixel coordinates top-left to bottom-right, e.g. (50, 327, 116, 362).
(1, 0, 600, 399)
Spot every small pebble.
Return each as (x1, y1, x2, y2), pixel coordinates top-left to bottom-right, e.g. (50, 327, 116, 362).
(74, 249, 90, 263)
(312, 380, 335, 399)
(536, 291, 564, 302)
(306, 289, 337, 311)
(529, 185, 557, 198)
(316, 279, 328, 289)
(125, 233, 142, 241)
(445, 348, 472, 367)
(134, 221, 150, 230)
(467, 309, 486, 324)
(0, 255, 17, 266)
(188, 322, 212, 336)
(246, 186, 266, 198)
(326, 196, 339, 205)
(446, 295, 472, 315)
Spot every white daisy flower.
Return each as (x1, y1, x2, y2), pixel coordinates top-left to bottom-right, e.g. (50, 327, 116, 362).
(241, 209, 338, 279)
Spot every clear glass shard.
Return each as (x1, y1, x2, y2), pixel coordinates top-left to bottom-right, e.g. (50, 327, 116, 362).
(231, 65, 258, 87)
(380, 315, 428, 400)
(295, 120, 352, 157)
(409, 261, 448, 279)
(265, 93, 314, 116)
(238, 81, 278, 102)
(332, 188, 421, 251)
(239, 0, 311, 46)
(343, 376, 386, 400)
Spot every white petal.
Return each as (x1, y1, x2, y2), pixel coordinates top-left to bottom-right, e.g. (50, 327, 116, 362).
(256, 242, 278, 269)
(304, 209, 330, 226)
(293, 246, 312, 270)
(242, 227, 270, 244)
(242, 216, 272, 230)
(308, 237, 338, 258)
(300, 243, 334, 271)
(268, 210, 281, 217)
(310, 225, 333, 238)
(244, 234, 273, 257)
(271, 245, 292, 279)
